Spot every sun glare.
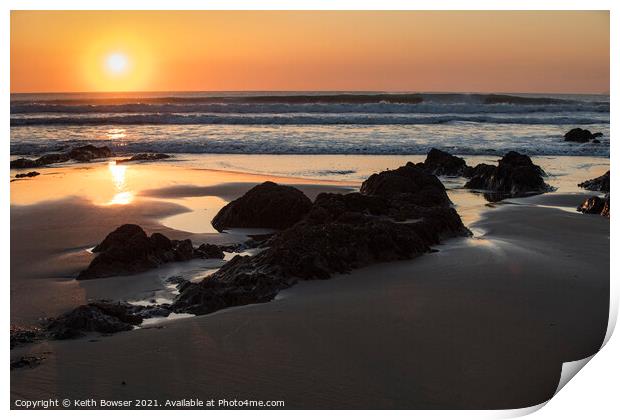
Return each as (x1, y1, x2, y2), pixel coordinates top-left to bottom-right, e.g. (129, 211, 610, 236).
(105, 53, 129, 75)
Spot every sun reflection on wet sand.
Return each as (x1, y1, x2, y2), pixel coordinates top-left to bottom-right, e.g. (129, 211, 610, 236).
(107, 161, 134, 205)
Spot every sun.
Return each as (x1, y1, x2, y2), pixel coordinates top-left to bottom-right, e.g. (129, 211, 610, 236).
(105, 52, 129, 75)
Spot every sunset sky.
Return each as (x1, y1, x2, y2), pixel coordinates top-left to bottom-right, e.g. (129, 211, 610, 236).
(10, 11, 609, 94)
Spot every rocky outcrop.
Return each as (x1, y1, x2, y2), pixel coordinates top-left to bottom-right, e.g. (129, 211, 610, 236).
(211, 181, 313, 231)
(14, 171, 40, 179)
(577, 195, 610, 218)
(77, 224, 225, 279)
(116, 153, 171, 163)
(172, 164, 469, 315)
(564, 128, 602, 143)
(421, 148, 470, 177)
(44, 300, 170, 339)
(578, 171, 610, 193)
(10, 145, 113, 169)
(464, 151, 551, 197)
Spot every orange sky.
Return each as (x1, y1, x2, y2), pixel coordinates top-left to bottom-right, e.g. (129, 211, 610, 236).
(10, 10, 610, 94)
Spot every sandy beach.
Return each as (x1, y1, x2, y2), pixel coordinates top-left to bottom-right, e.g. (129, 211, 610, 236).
(10, 154, 609, 409)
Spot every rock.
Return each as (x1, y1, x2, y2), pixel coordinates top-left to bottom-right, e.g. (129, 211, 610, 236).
(593, 132, 603, 138)
(68, 145, 113, 161)
(173, 163, 469, 315)
(564, 128, 598, 143)
(10, 145, 114, 168)
(360, 162, 451, 207)
(464, 151, 551, 197)
(578, 171, 609, 193)
(45, 301, 144, 339)
(577, 195, 610, 217)
(593, 140, 601, 144)
(195, 243, 225, 259)
(11, 355, 45, 370)
(78, 225, 200, 279)
(422, 148, 470, 177)
(165, 275, 186, 285)
(116, 153, 171, 163)
(14, 171, 40, 178)
(10, 326, 43, 348)
(211, 181, 313, 231)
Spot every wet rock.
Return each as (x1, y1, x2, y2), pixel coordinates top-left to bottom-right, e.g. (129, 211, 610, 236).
(422, 148, 471, 177)
(173, 163, 469, 315)
(577, 195, 610, 217)
(578, 171, 609, 193)
(69, 145, 113, 162)
(79, 225, 201, 279)
(116, 153, 171, 163)
(10, 326, 43, 348)
(10, 145, 114, 168)
(165, 275, 186, 285)
(564, 128, 598, 143)
(464, 151, 551, 197)
(45, 301, 144, 339)
(593, 132, 604, 138)
(14, 171, 40, 179)
(211, 181, 313, 231)
(11, 355, 45, 370)
(195, 243, 225, 259)
(360, 162, 451, 207)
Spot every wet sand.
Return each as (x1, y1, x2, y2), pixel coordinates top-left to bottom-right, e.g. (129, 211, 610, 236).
(10, 157, 609, 409)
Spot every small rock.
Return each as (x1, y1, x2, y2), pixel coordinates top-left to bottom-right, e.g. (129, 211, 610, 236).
(14, 171, 40, 179)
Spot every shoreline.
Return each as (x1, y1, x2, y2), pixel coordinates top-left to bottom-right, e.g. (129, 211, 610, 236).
(10, 154, 610, 408)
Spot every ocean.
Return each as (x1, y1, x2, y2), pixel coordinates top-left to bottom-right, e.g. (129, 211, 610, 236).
(10, 91, 610, 157)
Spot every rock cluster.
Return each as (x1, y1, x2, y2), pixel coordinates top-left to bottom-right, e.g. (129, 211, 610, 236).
(577, 171, 610, 217)
(564, 128, 603, 143)
(578, 171, 610, 193)
(77, 224, 225, 280)
(116, 153, 171, 163)
(10, 145, 113, 169)
(14, 171, 40, 179)
(172, 164, 469, 315)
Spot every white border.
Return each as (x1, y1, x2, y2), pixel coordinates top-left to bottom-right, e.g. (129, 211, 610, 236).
(2, 2, 616, 419)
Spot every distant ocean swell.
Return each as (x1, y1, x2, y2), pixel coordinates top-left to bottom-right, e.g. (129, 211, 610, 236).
(10, 92, 610, 157)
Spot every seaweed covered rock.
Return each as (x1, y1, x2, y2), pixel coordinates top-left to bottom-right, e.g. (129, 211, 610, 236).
(464, 151, 551, 197)
(77, 224, 224, 279)
(578, 171, 610, 193)
(69, 145, 113, 162)
(577, 195, 610, 218)
(422, 148, 471, 177)
(14, 171, 40, 179)
(211, 181, 313, 231)
(173, 163, 469, 315)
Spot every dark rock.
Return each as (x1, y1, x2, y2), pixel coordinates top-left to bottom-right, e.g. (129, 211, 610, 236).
(11, 355, 45, 370)
(564, 128, 597, 143)
(578, 171, 609, 193)
(195, 243, 225, 259)
(10, 158, 38, 169)
(10, 326, 43, 348)
(14, 171, 40, 178)
(593, 132, 603, 138)
(593, 140, 601, 144)
(116, 153, 171, 163)
(68, 145, 113, 161)
(78, 225, 201, 279)
(10, 145, 113, 169)
(165, 275, 186, 285)
(211, 181, 313, 231)
(422, 148, 470, 177)
(360, 162, 451, 207)
(173, 163, 469, 315)
(464, 151, 551, 197)
(577, 195, 610, 217)
(45, 301, 144, 339)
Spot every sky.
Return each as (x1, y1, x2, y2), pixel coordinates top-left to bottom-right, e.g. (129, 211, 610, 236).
(10, 11, 610, 94)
